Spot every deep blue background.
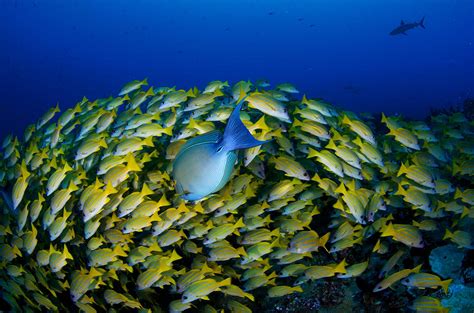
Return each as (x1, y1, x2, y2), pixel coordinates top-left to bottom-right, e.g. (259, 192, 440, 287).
(1, 0, 473, 140)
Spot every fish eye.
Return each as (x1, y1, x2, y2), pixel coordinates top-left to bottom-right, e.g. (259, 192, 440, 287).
(304, 173, 308, 177)
(404, 279, 409, 283)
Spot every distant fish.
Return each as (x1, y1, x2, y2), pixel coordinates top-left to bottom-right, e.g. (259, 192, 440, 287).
(390, 17, 425, 35)
(268, 11, 275, 16)
(297, 17, 304, 22)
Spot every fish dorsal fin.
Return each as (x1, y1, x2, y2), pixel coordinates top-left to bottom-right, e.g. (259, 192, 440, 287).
(400, 20, 405, 25)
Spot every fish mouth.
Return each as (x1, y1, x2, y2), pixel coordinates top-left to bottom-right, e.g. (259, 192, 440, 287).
(175, 182, 198, 200)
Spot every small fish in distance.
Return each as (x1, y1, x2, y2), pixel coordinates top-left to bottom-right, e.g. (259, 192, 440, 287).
(390, 17, 425, 35)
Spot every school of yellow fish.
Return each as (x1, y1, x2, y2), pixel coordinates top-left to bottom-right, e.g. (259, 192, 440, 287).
(0, 78, 472, 312)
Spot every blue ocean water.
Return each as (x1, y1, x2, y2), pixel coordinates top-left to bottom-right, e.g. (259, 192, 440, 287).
(0, 0, 473, 140)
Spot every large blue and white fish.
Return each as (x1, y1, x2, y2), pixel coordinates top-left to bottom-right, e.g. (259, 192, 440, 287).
(172, 98, 268, 201)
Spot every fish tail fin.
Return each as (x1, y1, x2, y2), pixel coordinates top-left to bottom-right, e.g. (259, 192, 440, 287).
(149, 212, 161, 222)
(20, 160, 31, 178)
(237, 246, 247, 257)
(353, 136, 363, 147)
(233, 218, 245, 234)
(169, 249, 182, 263)
(125, 153, 142, 172)
(331, 129, 343, 141)
(63, 245, 73, 259)
(302, 94, 310, 105)
(292, 118, 304, 128)
(441, 278, 452, 294)
(452, 161, 460, 175)
(419, 16, 425, 29)
(307, 148, 319, 159)
(98, 138, 108, 149)
(157, 195, 170, 208)
(443, 229, 453, 240)
(73, 103, 83, 113)
(412, 264, 422, 273)
(326, 139, 337, 151)
(454, 188, 463, 199)
(104, 183, 117, 195)
(263, 214, 273, 224)
(13, 245, 22, 257)
(145, 87, 155, 97)
(245, 292, 255, 301)
(68, 180, 79, 193)
(218, 277, 232, 288)
(334, 259, 347, 274)
(214, 89, 224, 97)
(186, 88, 195, 97)
(397, 162, 408, 177)
(222, 100, 269, 151)
(335, 182, 347, 194)
(141, 183, 154, 197)
(200, 262, 213, 274)
(141, 78, 148, 86)
(193, 202, 204, 213)
(268, 271, 278, 281)
(341, 115, 351, 125)
(333, 199, 345, 211)
(270, 238, 280, 248)
(63, 161, 73, 173)
(88, 267, 102, 278)
(188, 118, 198, 130)
(381, 222, 396, 238)
(163, 125, 174, 136)
(395, 184, 406, 196)
(122, 94, 130, 101)
(319, 232, 331, 252)
(142, 136, 154, 147)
